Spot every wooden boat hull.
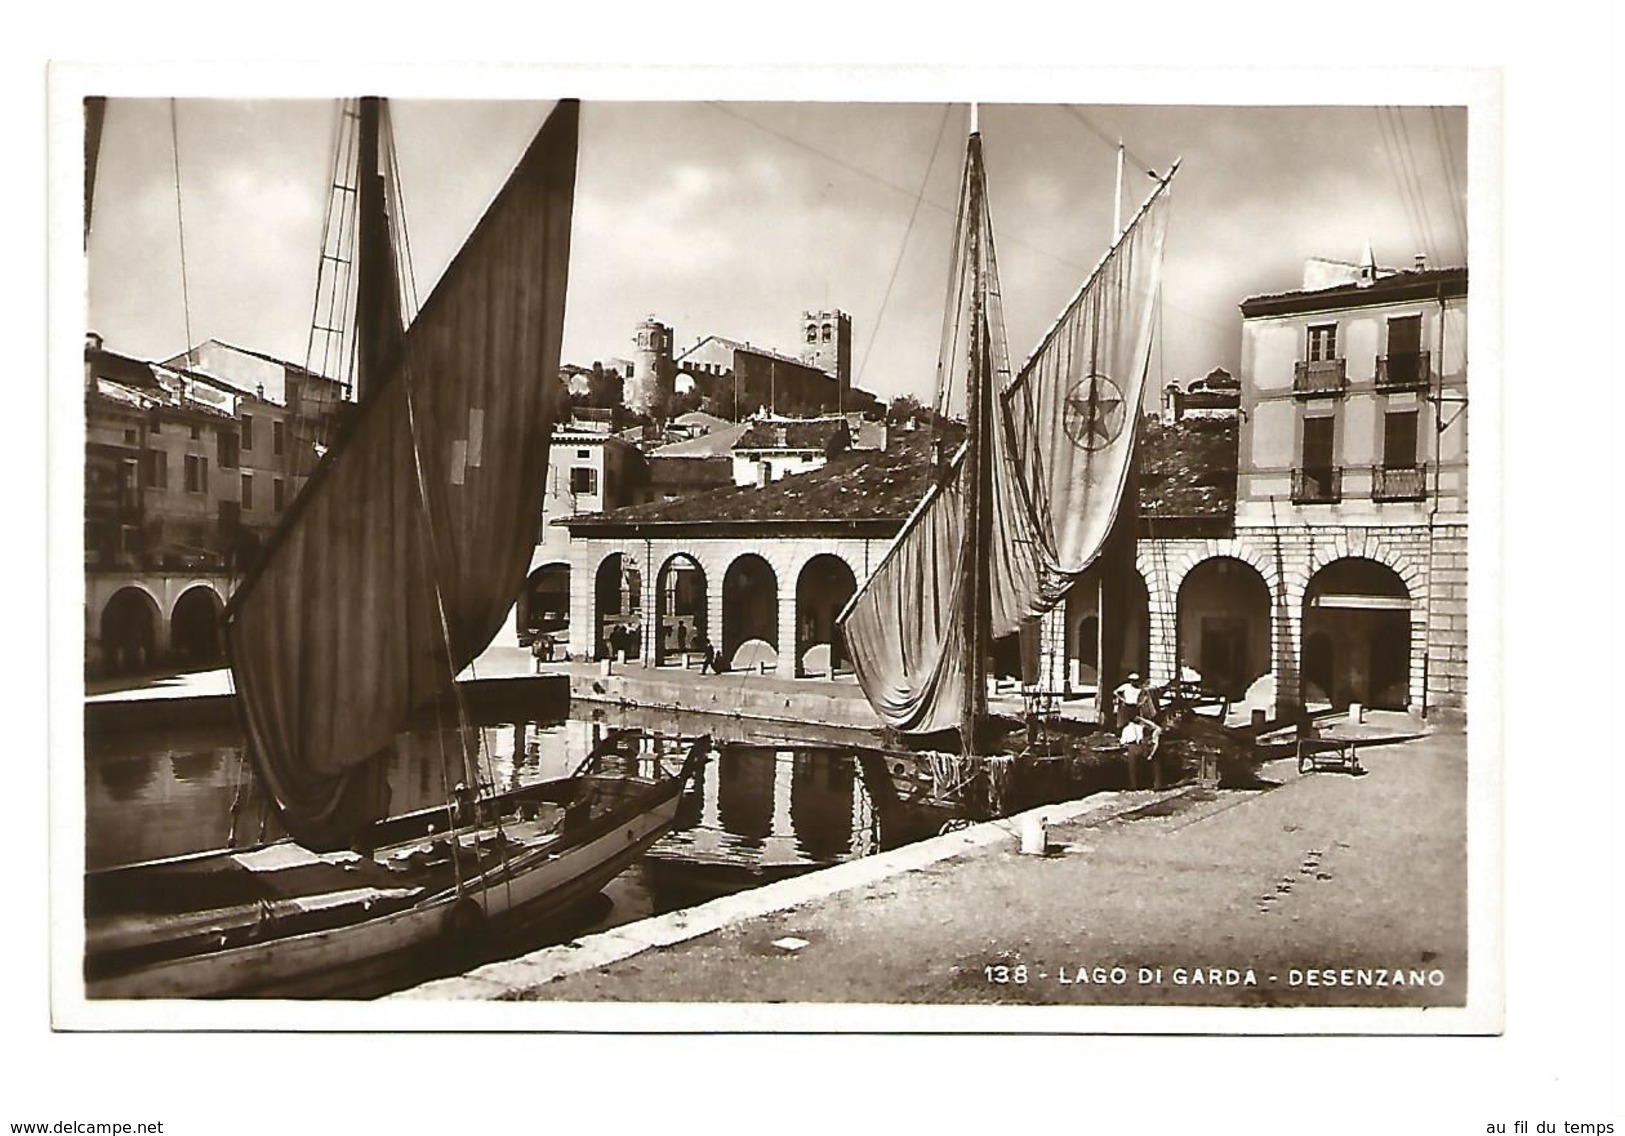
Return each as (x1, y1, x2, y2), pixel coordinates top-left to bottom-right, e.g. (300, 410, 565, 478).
(87, 766, 692, 1000)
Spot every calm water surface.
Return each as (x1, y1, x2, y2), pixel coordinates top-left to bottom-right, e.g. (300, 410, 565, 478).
(84, 705, 955, 985)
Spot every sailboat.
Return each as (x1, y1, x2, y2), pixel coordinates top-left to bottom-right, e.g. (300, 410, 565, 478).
(838, 108, 1174, 773)
(83, 98, 705, 999)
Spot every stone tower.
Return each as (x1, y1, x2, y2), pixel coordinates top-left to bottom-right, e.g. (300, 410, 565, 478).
(801, 309, 852, 401)
(629, 316, 675, 417)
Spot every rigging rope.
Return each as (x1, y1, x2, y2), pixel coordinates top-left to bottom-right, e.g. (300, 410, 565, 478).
(853, 103, 952, 390)
(168, 101, 195, 360)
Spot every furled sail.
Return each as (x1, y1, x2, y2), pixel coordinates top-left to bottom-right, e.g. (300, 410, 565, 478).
(224, 99, 579, 850)
(839, 132, 1172, 738)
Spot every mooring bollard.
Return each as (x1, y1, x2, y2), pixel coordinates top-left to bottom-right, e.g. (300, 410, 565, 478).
(1348, 701, 1364, 725)
(1020, 812, 1048, 855)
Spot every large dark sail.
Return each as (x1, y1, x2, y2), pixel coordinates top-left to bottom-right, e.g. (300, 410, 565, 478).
(224, 99, 579, 850)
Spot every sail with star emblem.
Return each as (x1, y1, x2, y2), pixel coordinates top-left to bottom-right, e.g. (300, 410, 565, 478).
(838, 124, 1172, 740)
(223, 100, 578, 850)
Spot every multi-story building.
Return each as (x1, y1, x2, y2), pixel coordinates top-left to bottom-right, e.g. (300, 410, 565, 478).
(84, 336, 348, 676)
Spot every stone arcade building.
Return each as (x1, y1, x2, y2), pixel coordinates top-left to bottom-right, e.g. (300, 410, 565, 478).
(1129, 261, 1468, 717)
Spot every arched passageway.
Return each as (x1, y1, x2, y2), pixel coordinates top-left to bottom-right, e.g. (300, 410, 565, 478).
(722, 554, 777, 671)
(517, 563, 570, 648)
(99, 587, 162, 675)
(1062, 570, 1148, 691)
(655, 554, 707, 666)
(1176, 557, 1272, 699)
(593, 554, 642, 661)
(794, 554, 856, 677)
(1301, 557, 1413, 710)
(170, 585, 225, 666)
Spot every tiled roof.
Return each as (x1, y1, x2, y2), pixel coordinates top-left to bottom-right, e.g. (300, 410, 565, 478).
(735, 417, 848, 451)
(565, 432, 940, 530)
(565, 416, 1237, 532)
(677, 335, 810, 370)
(650, 421, 750, 458)
(1138, 416, 1237, 519)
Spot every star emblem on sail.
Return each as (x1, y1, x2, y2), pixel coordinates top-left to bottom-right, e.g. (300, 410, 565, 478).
(836, 128, 1173, 739)
(1063, 373, 1126, 451)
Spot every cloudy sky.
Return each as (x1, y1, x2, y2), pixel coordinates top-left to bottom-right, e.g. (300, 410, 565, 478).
(87, 98, 1466, 405)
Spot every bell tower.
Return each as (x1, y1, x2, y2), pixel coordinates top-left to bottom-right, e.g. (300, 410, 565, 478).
(801, 308, 852, 402)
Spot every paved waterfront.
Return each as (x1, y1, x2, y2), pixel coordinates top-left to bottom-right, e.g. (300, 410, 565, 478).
(406, 721, 1465, 1008)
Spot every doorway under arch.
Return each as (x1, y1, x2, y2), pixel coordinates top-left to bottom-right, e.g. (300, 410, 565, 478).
(100, 587, 163, 675)
(722, 554, 778, 671)
(517, 563, 570, 648)
(170, 585, 225, 666)
(1301, 557, 1413, 710)
(794, 554, 856, 677)
(655, 554, 707, 666)
(593, 554, 642, 661)
(1177, 557, 1272, 699)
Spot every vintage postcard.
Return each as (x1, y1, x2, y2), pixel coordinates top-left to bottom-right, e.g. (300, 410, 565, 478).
(49, 62, 1502, 1037)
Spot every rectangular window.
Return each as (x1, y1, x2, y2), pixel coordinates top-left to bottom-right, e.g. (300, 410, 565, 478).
(218, 428, 239, 470)
(1384, 409, 1419, 469)
(184, 454, 209, 494)
(241, 472, 254, 510)
(570, 467, 599, 495)
(1306, 324, 1337, 362)
(1302, 415, 1335, 469)
(576, 449, 590, 459)
(273, 420, 286, 456)
(190, 424, 201, 440)
(142, 450, 167, 489)
(124, 428, 137, 444)
(149, 418, 162, 435)
(241, 414, 254, 451)
(273, 478, 285, 511)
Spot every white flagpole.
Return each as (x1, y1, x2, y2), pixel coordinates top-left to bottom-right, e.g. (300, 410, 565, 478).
(1114, 139, 1125, 238)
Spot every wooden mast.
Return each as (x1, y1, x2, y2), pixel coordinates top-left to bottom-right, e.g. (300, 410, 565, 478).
(959, 115, 992, 754)
(354, 96, 402, 405)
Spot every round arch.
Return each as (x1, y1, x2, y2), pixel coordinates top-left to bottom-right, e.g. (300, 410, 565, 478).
(722, 553, 778, 671)
(517, 562, 570, 648)
(655, 553, 708, 666)
(1176, 556, 1272, 699)
(99, 586, 163, 675)
(170, 584, 226, 666)
(593, 553, 642, 661)
(1301, 557, 1413, 710)
(794, 553, 857, 677)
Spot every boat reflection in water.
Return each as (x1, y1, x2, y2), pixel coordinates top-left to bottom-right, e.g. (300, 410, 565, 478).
(85, 708, 957, 992)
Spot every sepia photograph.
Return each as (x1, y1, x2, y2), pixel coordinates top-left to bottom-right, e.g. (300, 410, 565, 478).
(58, 81, 1498, 1029)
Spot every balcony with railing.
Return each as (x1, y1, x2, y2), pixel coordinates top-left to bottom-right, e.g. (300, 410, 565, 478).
(1372, 464, 1427, 502)
(1291, 466, 1342, 504)
(1375, 350, 1432, 390)
(1292, 358, 1347, 396)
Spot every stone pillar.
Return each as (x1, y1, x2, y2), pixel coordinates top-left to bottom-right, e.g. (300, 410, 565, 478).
(1424, 523, 1468, 714)
(570, 545, 596, 660)
(639, 542, 658, 667)
(777, 580, 798, 677)
(1146, 586, 1177, 688)
(705, 557, 725, 664)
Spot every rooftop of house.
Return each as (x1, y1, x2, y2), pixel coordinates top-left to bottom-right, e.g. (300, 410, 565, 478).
(735, 416, 849, 452)
(1138, 416, 1238, 519)
(565, 415, 1238, 532)
(1240, 265, 1467, 318)
(649, 421, 751, 458)
(677, 334, 824, 372)
(564, 430, 940, 530)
